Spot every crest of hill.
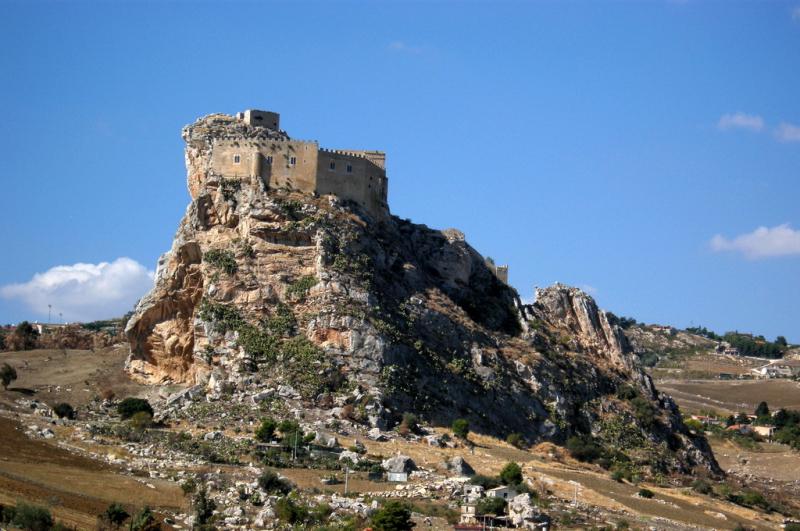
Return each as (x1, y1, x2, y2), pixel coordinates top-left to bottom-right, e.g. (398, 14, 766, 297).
(125, 109, 720, 478)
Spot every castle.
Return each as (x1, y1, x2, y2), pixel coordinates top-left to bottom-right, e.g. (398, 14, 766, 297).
(208, 110, 388, 218)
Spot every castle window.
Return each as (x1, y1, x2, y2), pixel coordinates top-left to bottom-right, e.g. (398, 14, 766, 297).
(329, 161, 336, 171)
(346, 164, 353, 173)
(233, 154, 241, 165)
(289, 156, 296, 166)
(266, 156, 273, 164)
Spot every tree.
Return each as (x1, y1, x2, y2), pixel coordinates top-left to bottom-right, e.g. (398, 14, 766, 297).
(117, 398, 153, 419)
(193, 486, 216, 526)
(452, 418, 469, 439)
(476, 496, 506, 516)
(53, 402, 75, 419)
(499, 462, 523, 486)
(1, 363, 17, 390)
(101, 502, 129, 529)
(255, 418, 277, 442)
(754, 401, 770, 418)
(371, 500, 415, 531)
(776, 336, 788, 347)
(735, 412, 751, 425)
(5, 321, 39, 351)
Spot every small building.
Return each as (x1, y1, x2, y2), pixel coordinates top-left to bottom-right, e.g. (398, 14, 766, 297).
(753, 425, 776, 441)
(459, 504, 478, 525)
(726, 424, 753, 435)
(463, 484, 484, 502)
(387, 472, 408, 482)
(486, 485, 518, 500)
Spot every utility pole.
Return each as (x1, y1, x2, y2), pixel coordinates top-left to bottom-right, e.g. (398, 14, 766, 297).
(48, 304, 51, 324)
(59, 312, 63, 324)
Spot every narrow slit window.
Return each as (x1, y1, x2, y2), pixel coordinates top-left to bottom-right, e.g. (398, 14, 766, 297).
(289, 156, 296, 166)
(346, 164, 353, 173)
(233, 154, 241, 165)
(330, 161, 336, 170)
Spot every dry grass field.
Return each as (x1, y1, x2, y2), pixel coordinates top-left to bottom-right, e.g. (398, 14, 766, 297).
(0, 416, 187, 529)
(658, 379, 800, 414)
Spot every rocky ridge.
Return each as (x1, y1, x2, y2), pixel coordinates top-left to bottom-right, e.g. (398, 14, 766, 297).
(126, 112, 720, 476)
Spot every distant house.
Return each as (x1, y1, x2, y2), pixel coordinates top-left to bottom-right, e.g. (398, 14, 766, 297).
(726, 424, 753, 435)
(486, 485, 518, 500)
(752, 425, 776, 441)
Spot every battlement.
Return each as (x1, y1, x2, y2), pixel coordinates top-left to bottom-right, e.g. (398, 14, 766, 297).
(203, 110, 389, 218)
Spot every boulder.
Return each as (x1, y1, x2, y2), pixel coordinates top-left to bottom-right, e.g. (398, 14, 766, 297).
(444, 456, 475, 476)
(382, 454, 417, 474)
(313, 431, 338, 448)
(368, 427, 387, 441)
(203, 431, 224, 441)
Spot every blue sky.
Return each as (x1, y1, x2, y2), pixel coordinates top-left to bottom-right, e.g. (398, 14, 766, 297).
(0, 1, 798, 341)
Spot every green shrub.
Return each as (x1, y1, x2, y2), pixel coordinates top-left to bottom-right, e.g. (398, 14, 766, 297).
(10, 502, 52, 531)
(638, 488, 654, 499)
(506, 432, 525, 448)
(452, 418, 470, 439)
(566, 435, 604, 462)
(499, 462, 523, 486)
(476, 496, 506, 516)
(262, 303, 296, 337)
(691, 479, 713, 495)
(258, 470, 292, 495)
(398, 412, 419, 435)
(371, 500, 414, 531)
(53, 402, 75, 419)
(117, 398, 153, 420)
(256, 418, 278, 442)
(128, 506, 160, 531)
(286, 275, 317, 300)
(204, 249, 238, 275)
(102, 502, 129, 528)
(630, 397, 658, 427)
(275, 497, 308, 524)
(616, 385, 639, 400)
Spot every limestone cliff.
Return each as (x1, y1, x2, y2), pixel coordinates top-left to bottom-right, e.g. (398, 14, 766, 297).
(126, 112, 719, 476)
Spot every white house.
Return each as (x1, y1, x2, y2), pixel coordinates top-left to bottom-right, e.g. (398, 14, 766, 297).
(486, 485, 518, 500)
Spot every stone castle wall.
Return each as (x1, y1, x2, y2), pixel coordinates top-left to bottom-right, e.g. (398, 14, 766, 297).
(207, 113, 388, 218)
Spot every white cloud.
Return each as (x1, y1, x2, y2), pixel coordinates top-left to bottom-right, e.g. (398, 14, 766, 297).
(388, 41, 425, 55)
(775, 122, 800, 143)
(1, 258, 154, 322)
(710, 224, 800, 259)
(717, 112, 764, 132)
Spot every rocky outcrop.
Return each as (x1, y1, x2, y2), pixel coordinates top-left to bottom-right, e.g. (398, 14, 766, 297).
(126, 111, 720, 477)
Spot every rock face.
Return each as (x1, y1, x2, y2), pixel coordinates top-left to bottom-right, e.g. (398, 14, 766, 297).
(126, 111, 720, 476)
